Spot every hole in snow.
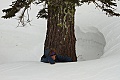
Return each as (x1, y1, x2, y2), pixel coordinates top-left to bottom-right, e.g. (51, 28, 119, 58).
(75, 26, 106, 61)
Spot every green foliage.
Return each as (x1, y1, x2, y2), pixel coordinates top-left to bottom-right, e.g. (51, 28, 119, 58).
(2, 0, 27, 18)
(1, 0, 120, 20)
(36, 8, 48, 19)
(34, 0, 46, 4)
(80, 0, 120, 16)
(2, 0, 34, 18)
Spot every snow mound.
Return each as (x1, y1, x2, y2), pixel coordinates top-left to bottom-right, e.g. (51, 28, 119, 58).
(99, 21, 120, 58)
(0, 30, 44, 64)
(75, 26, 106, 61)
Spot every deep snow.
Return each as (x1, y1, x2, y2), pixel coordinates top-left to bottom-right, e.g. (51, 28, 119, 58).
(76, 26, 106, 61)
(0, 1, 120, 80)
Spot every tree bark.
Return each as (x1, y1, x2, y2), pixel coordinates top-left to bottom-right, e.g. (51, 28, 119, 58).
(44, 0, 77, 61)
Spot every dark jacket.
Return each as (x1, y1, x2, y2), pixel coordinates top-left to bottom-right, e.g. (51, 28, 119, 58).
(41, 49, 73, 64)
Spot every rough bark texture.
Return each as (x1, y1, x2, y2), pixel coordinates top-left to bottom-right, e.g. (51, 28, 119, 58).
(44, 0, 77, 61)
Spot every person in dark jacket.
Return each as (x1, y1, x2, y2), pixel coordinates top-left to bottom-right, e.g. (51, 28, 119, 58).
(41, 49, 73, 64)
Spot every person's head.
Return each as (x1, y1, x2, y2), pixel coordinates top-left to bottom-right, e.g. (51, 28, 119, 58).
(49, 49, 56, 60)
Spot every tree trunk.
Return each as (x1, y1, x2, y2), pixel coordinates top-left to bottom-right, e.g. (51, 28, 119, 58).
(44, 0, 77, 61)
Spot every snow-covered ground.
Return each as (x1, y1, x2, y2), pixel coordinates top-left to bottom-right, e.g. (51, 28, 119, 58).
(75, 26, 106, 61)
(0, 1, 120, 80)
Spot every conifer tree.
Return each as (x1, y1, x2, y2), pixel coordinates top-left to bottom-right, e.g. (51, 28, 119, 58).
(2, 0, 120, 61)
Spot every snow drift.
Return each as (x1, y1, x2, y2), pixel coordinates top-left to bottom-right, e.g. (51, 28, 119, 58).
(0, 24, 120, 80)
(0, 30, 44, 64)
(75, 26, 106, 61)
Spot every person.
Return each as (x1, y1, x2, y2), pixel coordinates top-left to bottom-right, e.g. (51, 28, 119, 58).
(41, 48, 73, 64)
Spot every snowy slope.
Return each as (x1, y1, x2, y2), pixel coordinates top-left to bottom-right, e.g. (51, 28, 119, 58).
(0, 23, 120, 80)
(0, 1, 120, 80)
(0, 30, 43, 63)
(75, 26, 106, 61)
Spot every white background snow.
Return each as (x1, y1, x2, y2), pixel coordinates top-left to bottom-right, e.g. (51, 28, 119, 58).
(0, 0, 120, 80)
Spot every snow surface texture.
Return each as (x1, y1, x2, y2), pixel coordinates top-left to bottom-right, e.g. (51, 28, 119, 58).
(0, 1, 120, 80)
(0, 26, 106, 63)
(75, 26, 106, 61)
(0, 22, 120, 80)
(0, 30, 44, 63)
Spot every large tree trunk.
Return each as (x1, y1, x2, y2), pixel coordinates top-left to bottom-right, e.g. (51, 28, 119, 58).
(44, 0, 77, 61)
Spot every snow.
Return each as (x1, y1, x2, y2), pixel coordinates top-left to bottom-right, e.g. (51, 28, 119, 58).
(0, 1, 120, 80)
(75, 26, 106, 61)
